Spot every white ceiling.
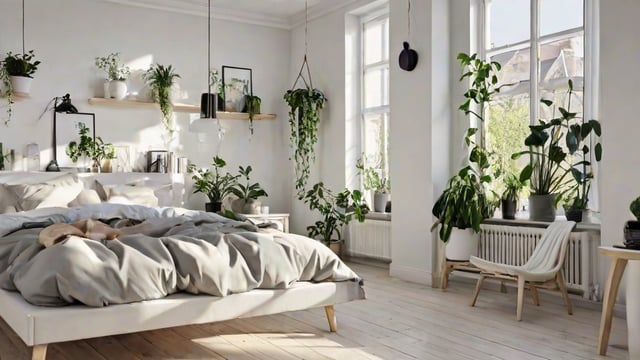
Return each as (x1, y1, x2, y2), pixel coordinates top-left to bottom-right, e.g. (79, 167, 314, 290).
(105, 0, 353, 29)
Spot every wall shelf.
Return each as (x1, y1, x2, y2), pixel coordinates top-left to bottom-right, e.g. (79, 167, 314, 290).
(87, 97, 276, 120)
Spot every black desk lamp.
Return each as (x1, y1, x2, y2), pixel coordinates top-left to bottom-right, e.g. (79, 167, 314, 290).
(46, 94, 95, 172)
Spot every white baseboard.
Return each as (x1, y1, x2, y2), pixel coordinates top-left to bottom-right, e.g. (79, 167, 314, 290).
(390, 264, 433, 286)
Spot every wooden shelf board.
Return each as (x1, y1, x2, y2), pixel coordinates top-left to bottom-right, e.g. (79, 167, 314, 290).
(88, 98, 276, 120)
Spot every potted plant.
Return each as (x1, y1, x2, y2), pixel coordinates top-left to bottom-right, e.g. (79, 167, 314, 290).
(513, 80, 601, 222)
(356, 155, 390, 212)
(230, 165, 268, 214)
(299, 182, 368, 256)
(66, 123, 115, 172)
(143, 64, 181, 134)
(209, 69, 224, 111)
(625, 196, 640, 249)
(431, 53, 503, 260)
(188, 156, 239, 212)
(3, 50, 40, 95)
(284, 87, 327, 192)
(95, 52, 130, 100)
(243, 94, 261, 135)
(501, 172, 525, 220)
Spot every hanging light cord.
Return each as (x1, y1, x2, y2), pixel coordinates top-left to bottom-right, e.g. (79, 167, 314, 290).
(291, 0, 313, 90)
(22, 0, 25, 54)
(407, 0, 411, 38)
(207, 0, 212, 107)
(304, 0, 308, 57)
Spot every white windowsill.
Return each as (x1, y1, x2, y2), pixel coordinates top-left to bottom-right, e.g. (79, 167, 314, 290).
(364, 212, 391, 221)
(485, 211, 601, 232)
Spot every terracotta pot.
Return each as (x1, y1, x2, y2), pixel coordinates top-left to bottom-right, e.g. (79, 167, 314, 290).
(329, 241, 343, 258)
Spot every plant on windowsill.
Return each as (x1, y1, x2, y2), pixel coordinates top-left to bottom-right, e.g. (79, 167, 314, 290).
(624, 196, 640, 248)
(299, 182, 368, 256)
(188, 156, 239, 213)
(501, 172, 525, 220)
(356, 155, 390, 213)
(230, 165, 268, 215)
(513, 80, 602, 222)
(432, 53, 504, 261)
(284, 87, 327, 192)
(143, 64, 181, 135)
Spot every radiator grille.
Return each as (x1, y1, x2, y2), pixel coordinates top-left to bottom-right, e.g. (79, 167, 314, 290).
(478, 224, 594, 297)
(345, 220, 392, 261)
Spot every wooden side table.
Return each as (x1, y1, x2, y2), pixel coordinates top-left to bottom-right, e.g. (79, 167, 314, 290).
(597, 246, 640, 355)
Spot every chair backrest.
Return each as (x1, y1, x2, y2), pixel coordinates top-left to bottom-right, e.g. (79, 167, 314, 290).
(522, 221, 576, 273)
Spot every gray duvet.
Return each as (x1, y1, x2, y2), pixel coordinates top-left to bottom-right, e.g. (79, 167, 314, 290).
(0, 206, 360, 307)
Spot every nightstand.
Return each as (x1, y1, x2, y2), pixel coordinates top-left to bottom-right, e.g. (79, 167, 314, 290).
(243, 213, 290, 233)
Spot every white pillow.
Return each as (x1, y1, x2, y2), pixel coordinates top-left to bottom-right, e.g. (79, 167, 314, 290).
(68, 189, 102, 207)
(106, 185, 159, 208)
(7, 175, 83, 211)
(0, 184, 19, 214)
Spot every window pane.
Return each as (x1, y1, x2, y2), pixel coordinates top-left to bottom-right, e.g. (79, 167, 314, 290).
(491, 50, 530, 92)
(541, 0, 583, 37)
(363, 112, 389, 176)
(382, 68, 389, 106)
(364, 69, 383, 108)
(488, 0, 530, 49)
(364, 21, 383, 65)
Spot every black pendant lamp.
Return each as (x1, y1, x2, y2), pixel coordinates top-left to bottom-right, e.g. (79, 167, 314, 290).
(199, 0, 216, 119)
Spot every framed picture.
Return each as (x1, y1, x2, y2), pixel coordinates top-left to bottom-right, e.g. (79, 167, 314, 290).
(54, 112, 95, 169)
(222, 65, 252, 112)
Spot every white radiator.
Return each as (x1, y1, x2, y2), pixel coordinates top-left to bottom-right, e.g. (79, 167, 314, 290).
(345, 220, 392, 261)
(478, 224, 596, 298)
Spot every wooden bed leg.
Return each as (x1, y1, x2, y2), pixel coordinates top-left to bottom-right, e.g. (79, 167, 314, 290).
(32, 344, 47, 360)
(324, 305, 337, 332)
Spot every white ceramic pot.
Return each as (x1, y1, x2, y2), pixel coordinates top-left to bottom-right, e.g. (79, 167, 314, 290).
(373, 192, 389, 212)
(445, 227, 479, 261)
(9, 76, 33, 94)
(231, 198, 261, 214)
(109, 80, 128, 100)
(103, 81, 111, 98)
(627, 261, 640, 358)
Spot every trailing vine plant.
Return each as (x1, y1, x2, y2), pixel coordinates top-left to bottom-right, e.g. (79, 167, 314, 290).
(143, 64, 181, 135)
(284, 86, 326, 192)
(0, 66, 13, 126)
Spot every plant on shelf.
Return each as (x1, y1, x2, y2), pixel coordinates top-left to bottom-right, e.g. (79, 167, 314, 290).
(500, 171, 525, 220)
(230, 165, 268, 214)
(243, 94, 261, 135)
(431, 53, 504, 260)
(356, 154, 390, 213)
(209, 69, 224, 111)
(66, 122, 115, 172)
(284, 87, 327, 192)
(95, 52, 130, 100)
(300, 182, 368, 253)
(513, 80, 602, 222)
(95, 52, 130, 81)
(188, 156, 239, 213)
(143, 64, 181, 134)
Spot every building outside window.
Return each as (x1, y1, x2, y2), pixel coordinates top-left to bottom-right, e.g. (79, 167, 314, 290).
(484, 0, 588, 203)
(361, 12, 390, 196)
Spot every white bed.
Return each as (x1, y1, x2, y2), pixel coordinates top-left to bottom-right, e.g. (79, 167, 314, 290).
(0, 280, 364, 360)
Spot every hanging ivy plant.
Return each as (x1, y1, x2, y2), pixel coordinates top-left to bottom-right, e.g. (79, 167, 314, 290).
(0, 65, 13, 126)
(284, 87, 326, 191)
(143, 64, 181, 134)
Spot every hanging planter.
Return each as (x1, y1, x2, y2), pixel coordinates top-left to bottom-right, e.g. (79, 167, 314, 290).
(143, 63, 181, 135)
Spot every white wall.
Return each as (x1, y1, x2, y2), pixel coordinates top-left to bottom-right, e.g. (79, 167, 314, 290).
(599, 0, 640, 303)
(0, 0, 291, 212)
(389, 0, 450, 285)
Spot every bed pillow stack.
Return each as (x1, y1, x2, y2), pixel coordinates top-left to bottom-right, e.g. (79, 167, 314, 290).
(1, 173, 84, 212)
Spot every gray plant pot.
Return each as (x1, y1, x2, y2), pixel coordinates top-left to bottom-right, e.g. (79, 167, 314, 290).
(529, 194, 556, 222)
(231, 198, 261, 214)
(373, 192, 389, 213)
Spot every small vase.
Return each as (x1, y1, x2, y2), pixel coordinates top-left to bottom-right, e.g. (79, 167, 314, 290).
(109, 80, 127, 100)
(103, 81, 111, 98)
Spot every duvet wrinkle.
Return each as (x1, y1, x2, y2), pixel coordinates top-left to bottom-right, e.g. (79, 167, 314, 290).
(0, 211, 361, 306)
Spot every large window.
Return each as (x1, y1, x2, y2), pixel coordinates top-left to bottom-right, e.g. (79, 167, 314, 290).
(484, 0, 587, 196)
(361, 13, 390, 190)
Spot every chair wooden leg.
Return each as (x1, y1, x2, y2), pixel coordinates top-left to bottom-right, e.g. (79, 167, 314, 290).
(470, 275, 485, 307)
(530, 284, 540, 306)
(440, 257, 449, 290)
(32, 344, 47, 360)
(556, 270, 573, 315)
(324, 305, 337, 332)
(516, 276, 525, 321)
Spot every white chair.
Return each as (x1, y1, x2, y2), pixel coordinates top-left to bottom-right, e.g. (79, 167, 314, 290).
(469, 221, 576, 321)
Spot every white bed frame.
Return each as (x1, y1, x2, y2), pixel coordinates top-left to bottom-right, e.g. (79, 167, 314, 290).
(0, 281, 364, 360)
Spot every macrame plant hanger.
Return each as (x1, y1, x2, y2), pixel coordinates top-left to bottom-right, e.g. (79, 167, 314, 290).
(291, 0, 314, 91)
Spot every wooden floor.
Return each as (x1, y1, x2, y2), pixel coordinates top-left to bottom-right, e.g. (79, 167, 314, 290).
(0, 263, 629, 360)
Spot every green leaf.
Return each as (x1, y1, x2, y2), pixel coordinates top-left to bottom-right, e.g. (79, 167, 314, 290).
(590, 120, 602, 136)
(540, 99, 553, 107)
(595, 142, 602, 161)
(519, 165, 533, 183)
